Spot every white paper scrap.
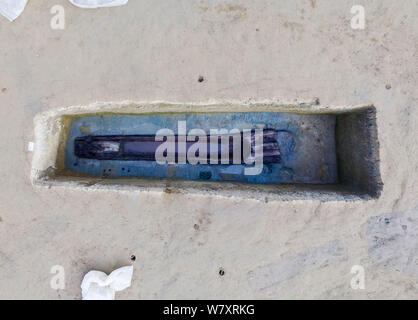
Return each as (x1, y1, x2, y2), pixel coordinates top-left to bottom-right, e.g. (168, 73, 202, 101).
(81, 266, 133, 300)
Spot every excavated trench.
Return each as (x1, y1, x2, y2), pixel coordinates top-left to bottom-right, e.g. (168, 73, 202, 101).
(32, 103, 382, 201)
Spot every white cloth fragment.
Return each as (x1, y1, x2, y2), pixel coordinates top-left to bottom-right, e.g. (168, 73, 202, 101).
(0, 0, 128, 22)
(0, 0, 28, 21)
(81, 266, 133, 300)
(68, 0, 129, 9)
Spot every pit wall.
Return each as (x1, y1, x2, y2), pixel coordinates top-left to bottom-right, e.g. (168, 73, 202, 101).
(32, 100, 382, 202)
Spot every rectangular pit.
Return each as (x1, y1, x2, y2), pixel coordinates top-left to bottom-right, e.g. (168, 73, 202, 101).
(31, 102, 382, 201)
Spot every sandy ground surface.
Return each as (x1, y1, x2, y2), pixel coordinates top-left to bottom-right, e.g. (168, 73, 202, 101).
(0, 0, 417, 299)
